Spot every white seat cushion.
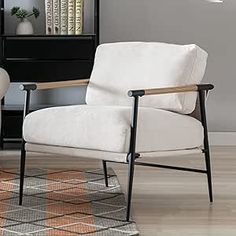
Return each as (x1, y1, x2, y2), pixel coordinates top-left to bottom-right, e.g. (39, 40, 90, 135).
(86, 42, 208, 114)
(23, 105, 204, 153)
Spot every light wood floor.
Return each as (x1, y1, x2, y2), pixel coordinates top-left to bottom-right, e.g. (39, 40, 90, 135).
(0, 146, 235, 236)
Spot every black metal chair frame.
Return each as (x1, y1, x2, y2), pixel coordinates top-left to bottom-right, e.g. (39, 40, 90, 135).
(19, 82, 214, 222)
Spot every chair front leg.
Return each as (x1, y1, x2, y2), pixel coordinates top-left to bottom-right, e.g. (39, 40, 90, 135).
(126, 95, 140, 221)
(126, 153, 136, 221)
(19, 141, 26, 205)
(19, 89, 32, 205)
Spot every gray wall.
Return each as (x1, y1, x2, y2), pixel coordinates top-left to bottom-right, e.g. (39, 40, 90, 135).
(5, 0, 235, 131)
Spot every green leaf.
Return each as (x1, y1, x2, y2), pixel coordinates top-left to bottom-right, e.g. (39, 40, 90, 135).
(10, 6, 40, 19)
(32, 7, 40, 18)
(15, 9, 28, 19)
(11, 7, 20, 16)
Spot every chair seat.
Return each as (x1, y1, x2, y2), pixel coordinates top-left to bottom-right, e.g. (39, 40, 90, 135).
(23, 105, 204, 154)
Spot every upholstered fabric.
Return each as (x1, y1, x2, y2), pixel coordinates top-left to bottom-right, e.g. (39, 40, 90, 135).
(26, 143, 202, 163)
(23, 105, 204, 154)
(0, 68, 10, 133)
(25, 143, 128, 163)
(86, 42, 208, 114)
(0, 68, 10, 100)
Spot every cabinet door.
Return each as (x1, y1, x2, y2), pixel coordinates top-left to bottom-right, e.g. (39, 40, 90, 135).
(2, 111, 23, 139)
(5, 60, 94, 82)
(4, 37, 96, 60)
(3, 36, 96, 82)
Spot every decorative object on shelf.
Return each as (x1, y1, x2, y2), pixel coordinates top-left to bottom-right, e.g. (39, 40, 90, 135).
(11, 6, 40, 35)
(15, 19, 33, 35)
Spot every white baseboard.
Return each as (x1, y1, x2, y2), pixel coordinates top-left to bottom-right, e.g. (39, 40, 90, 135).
(209, 132, 236, 146)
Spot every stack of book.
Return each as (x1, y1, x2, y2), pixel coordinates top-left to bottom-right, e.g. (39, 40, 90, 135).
(45, 0, 84, 35)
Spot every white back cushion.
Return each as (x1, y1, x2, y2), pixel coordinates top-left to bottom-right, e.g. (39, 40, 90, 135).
(86, 42, 208, 114)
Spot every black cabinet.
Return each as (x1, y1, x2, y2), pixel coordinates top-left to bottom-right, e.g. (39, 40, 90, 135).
(4, 36, 95, 60)
(0, 0, 100, 148)
(2, 35, 96, 83)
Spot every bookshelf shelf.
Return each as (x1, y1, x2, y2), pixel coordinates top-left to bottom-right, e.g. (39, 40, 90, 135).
(0, 0, 100, 148)
(1, 34, 96, 37)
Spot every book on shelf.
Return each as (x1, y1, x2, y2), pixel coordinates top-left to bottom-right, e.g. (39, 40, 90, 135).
(68, 0, 75, 35)
(52, 0, 60, 35)
(45, 0, 84, 35)
(75, 0, 84, 35)
(45, 0, 53, 35)
(60, 0, 68, 35)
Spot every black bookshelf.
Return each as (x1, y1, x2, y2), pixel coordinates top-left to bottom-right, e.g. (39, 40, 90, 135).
(0, 0, 100, 148)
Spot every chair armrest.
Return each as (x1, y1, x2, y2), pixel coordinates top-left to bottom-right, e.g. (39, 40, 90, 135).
(0, 68, 10, 99)
(20, 79, 90, 91)
(128, 84, 214, 97)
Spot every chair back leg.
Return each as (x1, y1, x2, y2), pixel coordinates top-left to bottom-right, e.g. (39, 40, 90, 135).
(102, 160, 109, 187)
(19, 141, 26, 205)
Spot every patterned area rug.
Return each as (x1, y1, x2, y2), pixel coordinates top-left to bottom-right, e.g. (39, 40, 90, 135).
(0, 168, 139, 235)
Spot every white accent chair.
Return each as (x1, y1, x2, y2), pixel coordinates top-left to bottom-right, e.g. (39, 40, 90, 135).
(0, 68, 10, 148)
(19, 42, 214, 221)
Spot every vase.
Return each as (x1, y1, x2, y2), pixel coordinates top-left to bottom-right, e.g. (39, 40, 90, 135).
(16, 19, 34, 35)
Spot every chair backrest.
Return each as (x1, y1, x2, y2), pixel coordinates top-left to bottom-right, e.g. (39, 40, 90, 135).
(86, 42, 208, 114)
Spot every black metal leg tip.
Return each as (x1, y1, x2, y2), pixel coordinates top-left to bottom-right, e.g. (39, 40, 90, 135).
(105, 182, 109, 188)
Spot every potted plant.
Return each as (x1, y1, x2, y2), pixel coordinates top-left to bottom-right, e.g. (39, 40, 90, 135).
(11, 7, 40, 35)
